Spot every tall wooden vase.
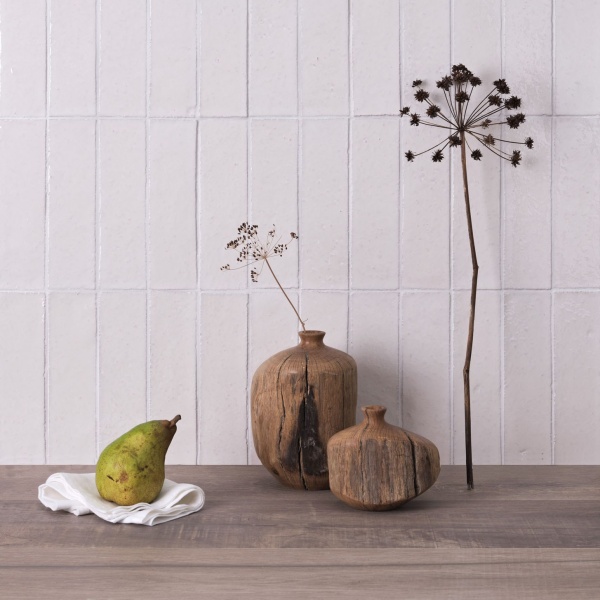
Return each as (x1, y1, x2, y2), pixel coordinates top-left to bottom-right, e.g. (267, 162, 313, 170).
(251, 330, 357, 490)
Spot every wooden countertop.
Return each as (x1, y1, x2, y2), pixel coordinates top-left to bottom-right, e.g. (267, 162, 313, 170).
(2, 465, 599, 598)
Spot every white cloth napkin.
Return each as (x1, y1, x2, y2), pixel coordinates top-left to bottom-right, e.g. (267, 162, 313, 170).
(38, 472, 205, 526)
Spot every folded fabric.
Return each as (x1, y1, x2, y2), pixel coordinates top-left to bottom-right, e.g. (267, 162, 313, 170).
(38, 472, 205, 526)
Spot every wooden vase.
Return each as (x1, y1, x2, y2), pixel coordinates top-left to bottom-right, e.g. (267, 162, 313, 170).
(327, 405, 440, 510)
(251, 330, 357, 490)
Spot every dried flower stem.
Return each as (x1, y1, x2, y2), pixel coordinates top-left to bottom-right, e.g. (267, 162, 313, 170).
(460, 132, 477, 490)
(264, 258, 306, 332)
(222, 223, 306, 331)
(402, 65, 533, 489)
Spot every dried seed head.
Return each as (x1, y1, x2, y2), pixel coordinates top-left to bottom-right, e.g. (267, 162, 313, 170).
(448, 134, 461, 148)
(426, 104, 441, 118)
(410, 113, 421, 126)
(415, 89, 430, 102)
(504, 95, 522, 110)
(222, 223, 297, 283)
(506, 113, 526, 129)
(510, 150, 522, 167)
(436, 76, 453, 91)
(494, 78, 510, 94)
(452, 63, 473, 83)
(400, 66, 532, 170)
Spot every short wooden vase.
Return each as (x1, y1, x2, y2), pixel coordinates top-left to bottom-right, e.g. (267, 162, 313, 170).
(251, 330, 357, 490)
(327, 405, 440, 510)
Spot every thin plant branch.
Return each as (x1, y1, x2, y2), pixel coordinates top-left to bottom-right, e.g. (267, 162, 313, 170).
(265, 258, 306, 331)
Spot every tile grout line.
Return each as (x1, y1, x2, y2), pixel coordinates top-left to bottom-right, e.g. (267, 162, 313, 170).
(296, 0, 302, 329)
(4, 286, 600, 294)
(145, 0, 151, 424)
(347, 0, 353, 359)
(500, 0, 506, 466)
(94, 0, 101, 460)
(397, 0, 403, 428)
(194, 128, 201, 458)
(245, 0, 251, 465)
(3, 113, 599, 120)
(449, 0, 455, 466)
(44, 0, 51, 464)
(3, 286, 600, 294)
(550, 0, 556, 465)
(195, 0, 201, 466)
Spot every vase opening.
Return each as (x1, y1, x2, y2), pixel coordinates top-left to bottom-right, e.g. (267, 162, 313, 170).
(361, 405, 387, 424)
(298, 330, 326, 348)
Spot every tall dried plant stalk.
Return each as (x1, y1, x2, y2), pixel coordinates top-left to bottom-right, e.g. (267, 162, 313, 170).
(401, 64, 533, 489)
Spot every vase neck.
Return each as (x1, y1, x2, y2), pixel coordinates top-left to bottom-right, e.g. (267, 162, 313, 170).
(298, 330, 326, 349)
(362, 405, 387, 426)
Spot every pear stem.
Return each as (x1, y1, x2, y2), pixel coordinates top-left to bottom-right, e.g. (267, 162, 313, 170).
(169, 415, 182, 428)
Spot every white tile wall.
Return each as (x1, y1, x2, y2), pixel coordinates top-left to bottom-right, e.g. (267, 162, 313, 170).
(0, 1, 598, 466)
(350, 117, 399, 289)
(504, 292, 552, 464)
(98, 292, 147, 451)
(48, 120, 96, 289)
(300, 118, 348, 290)
(401, 292, 450, 463)
(0, 120, 46, 289)
(47, 292, 96, 464)
(0, 294, 45, 463)
(248, 0, 297, 116)
(199, 0, 247, 117)
(149, 0, 197, 117)
(98, 0, 147, 116)
(98, 120, 147, 289)
(299, 0, 348, 116)
(351, 0, 399, 115)
(148, 120, 198, 288)
(49, 0, 96, 116)
(0, 0, 46, 116)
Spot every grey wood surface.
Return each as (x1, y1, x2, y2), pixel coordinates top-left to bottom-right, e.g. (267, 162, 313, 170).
(2, 465, 600, 598)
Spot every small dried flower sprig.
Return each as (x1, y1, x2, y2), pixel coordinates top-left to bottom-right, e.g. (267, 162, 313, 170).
(401, 64, 533, 166)
(221, 223, 306, 331)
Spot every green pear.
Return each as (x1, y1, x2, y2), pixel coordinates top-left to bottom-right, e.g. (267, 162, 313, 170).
(96, 415, 181, 506)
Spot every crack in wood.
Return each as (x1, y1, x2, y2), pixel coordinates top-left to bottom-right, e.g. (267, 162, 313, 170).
(407, 433, 419, 496)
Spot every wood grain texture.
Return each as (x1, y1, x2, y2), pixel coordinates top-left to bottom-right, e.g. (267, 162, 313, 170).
(251, 330, 357, 490)
(2, 465, 599, 548)
(328, 405, 440, 510)
(3, 551, 600, 600)
(2, 466, 600, 598)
